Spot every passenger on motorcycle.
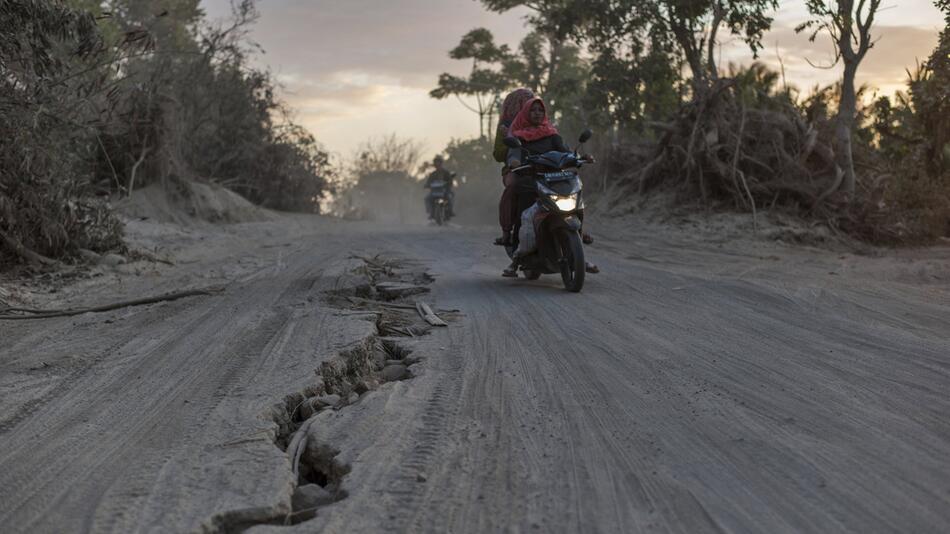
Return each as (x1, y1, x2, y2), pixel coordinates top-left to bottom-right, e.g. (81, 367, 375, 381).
(423, 155, 455, 221)
(503, 97, 599, 277)
(493, 88, 535, 246)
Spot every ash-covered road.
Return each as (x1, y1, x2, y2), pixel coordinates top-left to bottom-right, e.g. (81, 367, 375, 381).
(2, 218, 949, 533)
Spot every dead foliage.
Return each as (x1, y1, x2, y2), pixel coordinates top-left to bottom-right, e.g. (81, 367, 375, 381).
(611, 63, 950, 245)
(626, 78, 839, 222)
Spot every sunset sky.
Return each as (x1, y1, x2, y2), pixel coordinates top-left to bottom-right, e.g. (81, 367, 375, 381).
(202, 0, 943, 158)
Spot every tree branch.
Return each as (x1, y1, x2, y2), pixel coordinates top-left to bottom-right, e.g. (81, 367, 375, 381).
(0, 286, 225, 320)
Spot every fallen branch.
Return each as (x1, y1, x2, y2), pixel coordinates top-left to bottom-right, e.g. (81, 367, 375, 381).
(287, 417, 319, 480)
(333, 310, 382, 317)
(344, 296, 418, 310)
(732, 105, 757, 232)
(0, 286, 225, 320)
(813, 165, 845, 210)
(415, 301, 447, 327)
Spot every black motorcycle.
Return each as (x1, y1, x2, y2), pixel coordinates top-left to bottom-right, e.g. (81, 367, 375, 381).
(503, 130, 593, 292)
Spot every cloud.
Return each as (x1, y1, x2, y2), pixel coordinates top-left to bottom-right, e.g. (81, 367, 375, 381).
(722, 22, 940, 95)
(280, 71, 397, 120)
(206, 0, 528, 89)
(200, 0, 529, 152)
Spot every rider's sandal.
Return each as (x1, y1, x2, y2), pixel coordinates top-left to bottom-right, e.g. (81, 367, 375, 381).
(582, 232, 594, 245)
(585, 262, 600, 274)
(493, 232, 512, 246)
(502, 262, 519, 277)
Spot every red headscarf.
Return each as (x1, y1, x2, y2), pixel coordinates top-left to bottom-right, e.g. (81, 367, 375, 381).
(500, 88, 534, 125)
(508, 97, 559, 143)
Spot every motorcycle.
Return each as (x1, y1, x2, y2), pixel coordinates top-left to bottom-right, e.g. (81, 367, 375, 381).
(503, 129, 593, 292)
(427, 173, 455, 226)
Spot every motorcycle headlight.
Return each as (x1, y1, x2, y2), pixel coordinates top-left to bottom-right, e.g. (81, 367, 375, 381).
(554, 196, 577, 211)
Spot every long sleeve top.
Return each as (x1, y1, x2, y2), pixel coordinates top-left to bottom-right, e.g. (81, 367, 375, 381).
(506, 134, 570, 168)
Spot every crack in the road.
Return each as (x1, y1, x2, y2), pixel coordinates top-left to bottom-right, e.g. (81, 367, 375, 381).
(206, 254, 441, 532)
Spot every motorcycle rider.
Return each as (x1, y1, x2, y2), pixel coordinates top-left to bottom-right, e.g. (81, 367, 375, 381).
(423, 155, 455, 220)
(503, 97, 599, 277)
(493, 88, 535, 246)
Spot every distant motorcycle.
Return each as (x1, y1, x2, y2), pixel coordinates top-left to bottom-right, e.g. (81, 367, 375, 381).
(504, 130, 593, 292)
(427, 173, 455, 226)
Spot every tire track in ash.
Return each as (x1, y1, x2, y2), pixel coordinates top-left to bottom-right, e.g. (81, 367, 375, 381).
(374, 226, 950, 533)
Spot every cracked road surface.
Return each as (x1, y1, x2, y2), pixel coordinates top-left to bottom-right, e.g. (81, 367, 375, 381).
(2, 218, 950, 533)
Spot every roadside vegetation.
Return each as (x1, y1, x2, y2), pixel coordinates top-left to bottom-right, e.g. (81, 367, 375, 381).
(0, 0, 333, 268)
(433, 0, 950, 244)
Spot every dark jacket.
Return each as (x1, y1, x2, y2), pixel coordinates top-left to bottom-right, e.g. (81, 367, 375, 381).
(424, 168, 454, 190)
(507, 134, 570, 194)
(506, 134, 570, 168)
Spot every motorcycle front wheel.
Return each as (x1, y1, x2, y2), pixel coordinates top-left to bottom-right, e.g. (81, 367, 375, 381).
(558, 229, 585, 292)
(434, 204, 445, 225)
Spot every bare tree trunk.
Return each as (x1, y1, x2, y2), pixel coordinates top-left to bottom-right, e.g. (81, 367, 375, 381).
(127, 141, 150, 198)
(818, 0, 880, 201)
(664, 6, 708, 98)
(670, 20, 706, 98)
(687, 55, 706, 97)
(707, 2, 725, 81)
(836, 61, 858, 197)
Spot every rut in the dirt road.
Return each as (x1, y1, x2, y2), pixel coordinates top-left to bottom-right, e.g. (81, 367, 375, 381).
(206, 255, 446, 532)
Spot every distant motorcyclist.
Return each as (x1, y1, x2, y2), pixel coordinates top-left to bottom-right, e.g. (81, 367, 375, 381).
(424, 155, 455, 220)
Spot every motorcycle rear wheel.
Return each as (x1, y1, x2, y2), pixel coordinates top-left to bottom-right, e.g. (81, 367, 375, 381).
(558, 230, 585, 292)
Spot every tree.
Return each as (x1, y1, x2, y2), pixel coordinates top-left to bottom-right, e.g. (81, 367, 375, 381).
(345, 134, 424, 223)
(910, 0, 950, 178)
(0, 0, 126, 264)
(499, 29, 590, 132)
(580, 0, 681, 136)
(105, 0, 203, 52)
(430, 28, 510, 138)
(797, 0, 883, 198)
(649, 0, 777, 95)
(502, 30, 547, 92)
(481, 0, 588, 113)
(351, 134, 423, 178)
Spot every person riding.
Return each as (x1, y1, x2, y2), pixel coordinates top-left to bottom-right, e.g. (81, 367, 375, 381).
(423, 155, 455, 220)
(502, 97, 599, 277)
(493, 88, 535, 246)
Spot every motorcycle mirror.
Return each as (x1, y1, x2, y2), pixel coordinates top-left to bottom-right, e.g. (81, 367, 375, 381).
(578, 129, 593, 144)
(503, 136, 522, 149)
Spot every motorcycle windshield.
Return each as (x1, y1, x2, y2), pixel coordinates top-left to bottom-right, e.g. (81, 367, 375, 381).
(543, 175, 582, 196)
